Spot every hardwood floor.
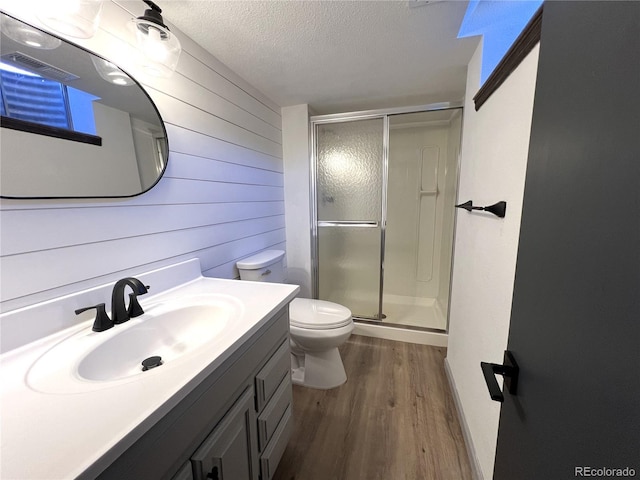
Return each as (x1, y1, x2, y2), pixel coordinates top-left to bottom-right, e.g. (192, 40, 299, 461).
(273, 335, 473, 480)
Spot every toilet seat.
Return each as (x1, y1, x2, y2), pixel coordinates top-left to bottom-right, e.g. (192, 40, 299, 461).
(290, 298, 352, 330)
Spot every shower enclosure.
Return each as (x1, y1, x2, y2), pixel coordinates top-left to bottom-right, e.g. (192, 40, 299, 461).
(311, 104, 462, 332)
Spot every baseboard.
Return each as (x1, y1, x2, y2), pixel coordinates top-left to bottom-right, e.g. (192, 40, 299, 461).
(353, 322, 448, 347)
(444, 358, 484, 480)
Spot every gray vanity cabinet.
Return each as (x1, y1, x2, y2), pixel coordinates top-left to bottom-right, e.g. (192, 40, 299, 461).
(93, 307, 292, 480)
(191, 386, 259, 480)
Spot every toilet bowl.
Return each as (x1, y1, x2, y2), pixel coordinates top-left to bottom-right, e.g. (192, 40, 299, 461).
(236, 250, 354, 389)
(289, 297, 353, 389)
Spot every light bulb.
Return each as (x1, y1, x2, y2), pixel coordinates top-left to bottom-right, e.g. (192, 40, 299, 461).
(141, 27, 168, 63)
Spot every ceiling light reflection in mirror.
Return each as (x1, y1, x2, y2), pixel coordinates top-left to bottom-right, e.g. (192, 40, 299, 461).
(0, 14, 61, 49)
(91, 57, 135, 86)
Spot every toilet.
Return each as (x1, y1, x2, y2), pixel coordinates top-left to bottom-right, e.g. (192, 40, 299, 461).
(236, 250, 354, 389)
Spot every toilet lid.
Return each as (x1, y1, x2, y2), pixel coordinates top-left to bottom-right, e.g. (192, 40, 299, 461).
(290, 298, 352, 330)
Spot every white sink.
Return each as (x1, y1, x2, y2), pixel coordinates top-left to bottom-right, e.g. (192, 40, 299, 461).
(26, 294, 243, 394)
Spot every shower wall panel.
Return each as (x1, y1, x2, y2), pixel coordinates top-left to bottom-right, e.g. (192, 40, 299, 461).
(416, 145, 440, 283)
(386, 124, 450, 300)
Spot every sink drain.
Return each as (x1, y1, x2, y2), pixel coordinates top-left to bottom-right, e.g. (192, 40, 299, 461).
(141, 356, 163, 371)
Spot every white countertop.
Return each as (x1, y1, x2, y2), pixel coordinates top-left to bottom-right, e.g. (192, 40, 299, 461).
(0, 261, 298, 480)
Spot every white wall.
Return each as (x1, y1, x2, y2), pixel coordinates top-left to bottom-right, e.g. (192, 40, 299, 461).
(281, 104, 312, 297)
(446, 42, 539, 479)
(0, 1, 284, 313)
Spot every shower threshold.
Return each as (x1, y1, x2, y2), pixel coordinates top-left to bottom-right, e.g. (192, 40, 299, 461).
(351, 313, 385, 321)
(354, 317, 446, 334)
(350, 295, 447, 332)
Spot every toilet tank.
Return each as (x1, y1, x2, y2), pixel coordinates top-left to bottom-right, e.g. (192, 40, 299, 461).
(236, 250, 286, 283)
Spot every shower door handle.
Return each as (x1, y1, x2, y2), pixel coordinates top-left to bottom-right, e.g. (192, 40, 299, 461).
(317, 221, 380, 228)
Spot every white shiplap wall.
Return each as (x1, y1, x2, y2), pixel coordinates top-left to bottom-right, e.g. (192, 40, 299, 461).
(0, 1, 284, 313)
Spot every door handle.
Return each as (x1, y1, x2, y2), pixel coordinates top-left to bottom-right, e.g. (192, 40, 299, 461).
(480, 350, 519, 402)
(317, 221, 380, 228)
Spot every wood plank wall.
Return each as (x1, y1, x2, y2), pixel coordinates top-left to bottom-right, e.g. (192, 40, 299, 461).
(0, 1, 284, 312)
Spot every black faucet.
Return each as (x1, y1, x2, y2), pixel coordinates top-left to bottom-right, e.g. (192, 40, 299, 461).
(111, 277, 149, 325)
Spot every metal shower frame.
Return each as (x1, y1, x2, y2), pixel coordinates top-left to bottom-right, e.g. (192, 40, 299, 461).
(309, 101, 463, 328)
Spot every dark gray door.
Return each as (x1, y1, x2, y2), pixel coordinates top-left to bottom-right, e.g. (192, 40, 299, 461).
(492, 2, 640, 479)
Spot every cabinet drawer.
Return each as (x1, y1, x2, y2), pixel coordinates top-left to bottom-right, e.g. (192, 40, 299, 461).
(255, 340, 290, 412)
(260, 405, 293, 480)
(257, 374, 292, 451)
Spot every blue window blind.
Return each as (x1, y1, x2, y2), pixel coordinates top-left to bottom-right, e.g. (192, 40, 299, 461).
(0, 69, 71, 129)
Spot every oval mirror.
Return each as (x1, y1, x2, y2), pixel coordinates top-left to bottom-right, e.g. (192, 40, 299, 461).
(0, 12, 168, 199)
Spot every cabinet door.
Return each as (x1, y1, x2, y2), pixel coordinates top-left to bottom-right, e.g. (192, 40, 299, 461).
(191, 387, 258, 480)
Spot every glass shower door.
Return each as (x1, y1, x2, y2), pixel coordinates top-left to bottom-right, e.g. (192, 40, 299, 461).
(315, 118, 384, 319)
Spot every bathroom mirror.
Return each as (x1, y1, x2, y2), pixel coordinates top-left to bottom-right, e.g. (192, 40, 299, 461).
(0, 12, 168, 199)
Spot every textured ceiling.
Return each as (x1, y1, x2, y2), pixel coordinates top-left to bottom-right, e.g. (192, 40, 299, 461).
(159, 1, 479, 114)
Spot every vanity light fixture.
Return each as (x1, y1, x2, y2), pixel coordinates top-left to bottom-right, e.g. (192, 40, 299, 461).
(91, 57, 135, 86)
(36, 0, 104, 39)
(0, 13, 61, 49)
(131, 0, 181, 77)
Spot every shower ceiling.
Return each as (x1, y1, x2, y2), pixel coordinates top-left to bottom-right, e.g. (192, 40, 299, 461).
(152, 1, 479, 114)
